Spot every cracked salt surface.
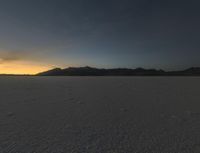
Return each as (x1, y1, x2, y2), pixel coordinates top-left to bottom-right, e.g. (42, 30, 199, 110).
(0, 76, 200, 153)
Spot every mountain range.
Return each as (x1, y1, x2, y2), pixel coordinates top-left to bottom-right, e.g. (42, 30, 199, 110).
(37, 66, 200, 76)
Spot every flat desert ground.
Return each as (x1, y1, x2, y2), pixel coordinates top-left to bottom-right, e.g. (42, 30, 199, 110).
(0, 77, 200, 153)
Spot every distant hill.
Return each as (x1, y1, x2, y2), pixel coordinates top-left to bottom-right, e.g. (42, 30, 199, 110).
(166, 67, 200, 76)
(36, 66, 200, 76)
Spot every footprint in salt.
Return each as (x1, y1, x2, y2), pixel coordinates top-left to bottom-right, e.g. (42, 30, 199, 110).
(6, 112, 15, 117)
(77, 101, 83, 104)
(120, 108, 128, 112)
(185, 110, 200, 118)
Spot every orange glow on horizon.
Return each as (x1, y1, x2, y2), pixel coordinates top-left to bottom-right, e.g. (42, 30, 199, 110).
(0, 61, 52, 75)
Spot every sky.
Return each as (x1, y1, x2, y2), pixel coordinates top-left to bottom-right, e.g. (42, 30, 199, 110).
(0, 0, 200, 74)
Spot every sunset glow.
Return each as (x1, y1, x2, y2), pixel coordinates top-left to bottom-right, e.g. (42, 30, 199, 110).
(0, 61, 51, 75)
(0, 0, 199, 74)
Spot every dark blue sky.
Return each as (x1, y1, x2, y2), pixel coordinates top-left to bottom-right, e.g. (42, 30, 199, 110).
(0, 0, 200, 73)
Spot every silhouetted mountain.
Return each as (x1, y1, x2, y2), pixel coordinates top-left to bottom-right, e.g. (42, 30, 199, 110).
(37, 68, 63, 76)
(166, 67, 200, 76)
(37, 66, 200, 76)
(183, 67, 200, 74)
(36, 66, 159, 76)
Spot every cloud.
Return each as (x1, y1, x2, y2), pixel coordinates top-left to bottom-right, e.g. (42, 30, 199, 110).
(0, 51, 22, 64)
(0, 49, 42, 64)
(0, 57, 20, 63)
(0, 47, 70, 67)
(0, 50, 53, 74)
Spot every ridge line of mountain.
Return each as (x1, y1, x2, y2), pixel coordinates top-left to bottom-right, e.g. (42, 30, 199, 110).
(36, 66, 200, 76)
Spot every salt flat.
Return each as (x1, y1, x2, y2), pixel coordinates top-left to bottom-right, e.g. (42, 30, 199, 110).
(0, 77, 200, 153)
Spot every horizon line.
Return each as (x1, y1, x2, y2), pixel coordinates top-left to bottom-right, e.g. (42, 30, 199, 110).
(0, 66, 199, 75)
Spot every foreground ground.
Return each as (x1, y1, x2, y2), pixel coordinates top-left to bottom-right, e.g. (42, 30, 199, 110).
(0, 77, 200, 153)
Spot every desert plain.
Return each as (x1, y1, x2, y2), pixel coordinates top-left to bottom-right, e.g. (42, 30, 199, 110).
(0, 77, 200, 153)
